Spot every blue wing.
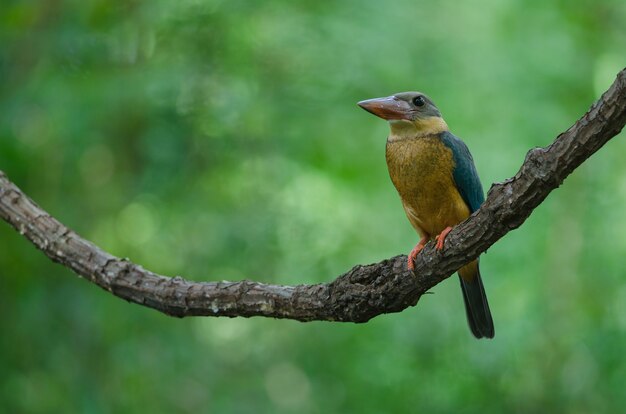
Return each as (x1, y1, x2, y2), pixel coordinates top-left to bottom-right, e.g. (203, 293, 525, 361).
(439, 131, 484, 213)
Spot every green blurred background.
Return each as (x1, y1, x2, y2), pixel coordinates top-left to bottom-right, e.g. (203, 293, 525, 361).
(1, 0, 625, 412)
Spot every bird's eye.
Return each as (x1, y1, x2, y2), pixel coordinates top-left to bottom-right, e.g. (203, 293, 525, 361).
(412, 96, 425, 107)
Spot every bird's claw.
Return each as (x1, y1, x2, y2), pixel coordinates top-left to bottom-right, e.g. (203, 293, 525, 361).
(407, 237, 429, 270)
(435, 227, 453, 251)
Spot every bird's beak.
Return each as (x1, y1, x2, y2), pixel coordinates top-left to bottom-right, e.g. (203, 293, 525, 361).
(357, 96, 411, 121)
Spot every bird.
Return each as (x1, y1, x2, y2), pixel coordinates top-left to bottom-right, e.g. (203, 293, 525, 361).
(358, 92, 494, 339)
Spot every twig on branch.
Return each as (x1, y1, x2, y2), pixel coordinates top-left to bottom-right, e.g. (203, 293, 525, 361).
(1, 69, 625, 322)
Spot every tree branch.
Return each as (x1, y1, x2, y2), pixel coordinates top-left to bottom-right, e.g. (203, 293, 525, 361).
(1, 69, 625, 322)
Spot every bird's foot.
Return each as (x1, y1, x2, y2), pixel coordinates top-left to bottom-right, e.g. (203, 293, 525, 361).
(435, 227, 453, 250)
(407, 236, 429, 270)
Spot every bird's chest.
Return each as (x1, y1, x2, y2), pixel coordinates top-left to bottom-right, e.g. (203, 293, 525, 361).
(385, 136, 455, 197)
(386, 136, 466, 234)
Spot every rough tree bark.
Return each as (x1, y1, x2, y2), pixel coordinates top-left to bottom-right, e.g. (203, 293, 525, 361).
(1, 69, 625, 322)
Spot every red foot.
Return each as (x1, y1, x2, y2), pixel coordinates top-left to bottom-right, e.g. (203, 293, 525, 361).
(407, 236, 429, 270)
(435, 227, 453, 250)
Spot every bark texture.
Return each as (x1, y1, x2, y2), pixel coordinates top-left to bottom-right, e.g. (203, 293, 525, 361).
(1, 69, 625, 322)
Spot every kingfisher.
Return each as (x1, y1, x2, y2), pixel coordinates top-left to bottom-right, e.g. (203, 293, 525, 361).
(358, 92, 494, 339)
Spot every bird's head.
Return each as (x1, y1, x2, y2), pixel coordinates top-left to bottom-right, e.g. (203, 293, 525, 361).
(358, 92, 448, 138)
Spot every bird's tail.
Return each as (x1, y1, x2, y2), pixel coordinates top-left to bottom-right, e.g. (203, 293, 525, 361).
(458, 260, 494, 339)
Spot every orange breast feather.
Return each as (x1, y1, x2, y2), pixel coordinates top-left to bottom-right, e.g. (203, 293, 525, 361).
(385, 135, 470, 238)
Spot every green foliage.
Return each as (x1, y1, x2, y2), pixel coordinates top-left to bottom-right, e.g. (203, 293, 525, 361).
(1, 0, 626, 412)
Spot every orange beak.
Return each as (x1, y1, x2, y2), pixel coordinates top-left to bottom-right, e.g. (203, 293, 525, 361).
(357, 96, 412, 121)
